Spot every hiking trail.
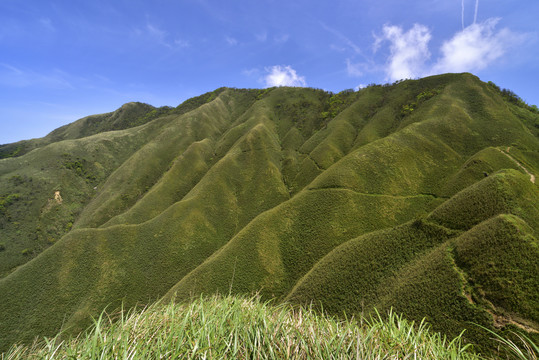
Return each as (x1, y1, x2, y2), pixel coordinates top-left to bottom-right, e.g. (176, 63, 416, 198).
(498, 147, 536, 184)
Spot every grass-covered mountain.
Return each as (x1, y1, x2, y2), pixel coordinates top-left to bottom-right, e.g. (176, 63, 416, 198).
(0, 73, 537, 352)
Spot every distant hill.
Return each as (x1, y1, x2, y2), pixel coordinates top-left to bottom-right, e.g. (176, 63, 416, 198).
(0, 73, 537, 352)
(0, 102, 168, 159)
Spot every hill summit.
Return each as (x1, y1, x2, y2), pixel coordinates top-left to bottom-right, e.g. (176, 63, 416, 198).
(0, 73, 537, 352)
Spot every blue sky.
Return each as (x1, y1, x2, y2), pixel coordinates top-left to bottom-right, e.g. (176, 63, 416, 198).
(1, 0, 538, 144)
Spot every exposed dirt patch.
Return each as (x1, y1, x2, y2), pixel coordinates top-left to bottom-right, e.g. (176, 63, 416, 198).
(42, 191, 63, 213)
(54, 191, 63, 204)
(451, 245, 538, 334)
(487, 308, 539, 333)
(464, 292, 475, 305)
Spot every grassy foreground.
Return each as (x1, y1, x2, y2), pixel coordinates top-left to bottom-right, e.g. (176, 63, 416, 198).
(3, 295, 532, 360)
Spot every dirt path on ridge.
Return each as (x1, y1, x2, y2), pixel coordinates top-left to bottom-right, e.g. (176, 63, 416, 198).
(498, 147, 536, 184)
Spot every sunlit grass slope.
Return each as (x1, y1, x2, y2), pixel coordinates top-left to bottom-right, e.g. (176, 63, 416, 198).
(0, 114, 173, 277)
(287, 171, 538, 348)
(0, 89, 258, 277)
(0, 94, 294, 347)
(0, 73, 538, 352)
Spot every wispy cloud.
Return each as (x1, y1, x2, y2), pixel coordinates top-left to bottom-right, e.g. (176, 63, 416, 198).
(346, 59, 364, 77)
(323, 22, 380, 79)
(146, 23, 166, 42)
(462, 0, 481, 29)
(462, 0, 465, 30)
(225, 36, 238, 46)
(174, 39, 190, 48)
(0, 64, 74, 89)
(255, 32, 267, 42)
(345, 59, 381, 79)
(242, 68, 260, 77)
(321, 22, 363, 56)
(137, 23, 189, 49)
(39, 18, 55, 32)
(264, 65, 306, 87)
(274, 34, 290, 44)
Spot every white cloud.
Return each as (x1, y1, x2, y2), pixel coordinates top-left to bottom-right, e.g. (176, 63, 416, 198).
(432, 18, 520, 74)
(264, 65, 306, 87)
(371, 18, 521, 81)
(378, 23, 431, 81)
(355, 84, 367, 91)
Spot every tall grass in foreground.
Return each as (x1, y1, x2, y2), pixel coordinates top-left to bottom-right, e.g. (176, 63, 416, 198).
(475, 324, 538, 360)
(0, 295, 524, 359)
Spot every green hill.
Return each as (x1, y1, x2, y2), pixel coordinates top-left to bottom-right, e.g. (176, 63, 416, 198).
(286, 171, 538, 346)
(0, 73, 537, 352)
(0, 102, 168, 159)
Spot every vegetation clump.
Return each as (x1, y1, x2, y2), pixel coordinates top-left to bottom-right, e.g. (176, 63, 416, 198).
(400, 88, 440, 117)
(321, 89, 357, 121)
(62, 154, 97, 183)
(0, 193, 21, 216)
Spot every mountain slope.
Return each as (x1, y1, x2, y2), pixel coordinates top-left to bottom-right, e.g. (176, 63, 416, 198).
(285, 170, 538, 345)
(0, 73, 537, 351)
